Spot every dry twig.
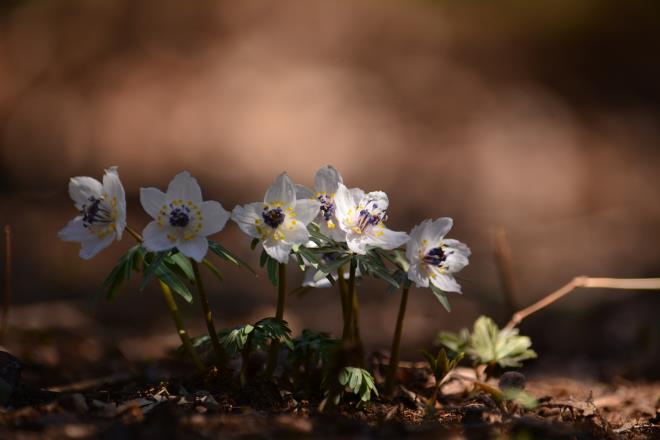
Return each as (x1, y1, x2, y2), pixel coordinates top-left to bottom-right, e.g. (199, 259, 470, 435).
(504, 276, 660, 331)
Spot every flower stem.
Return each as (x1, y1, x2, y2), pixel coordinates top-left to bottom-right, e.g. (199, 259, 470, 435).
(0, 225, 11, 343)
(192, 260, 225, 365)
(342, 257, 357, 343)
(125, 224, 204, 371)
(384, 286, 410, 395)
(158, 279, 206, 372)
(125, 225, 143, 242)
(337, 265, 349, 329)
(265, 262, 287, 377)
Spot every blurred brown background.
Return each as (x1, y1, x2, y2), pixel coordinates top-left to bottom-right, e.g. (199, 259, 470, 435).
(1, 0, 659, 375)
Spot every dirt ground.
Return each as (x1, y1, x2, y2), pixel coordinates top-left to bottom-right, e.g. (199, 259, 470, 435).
(0, 320, 658, 440)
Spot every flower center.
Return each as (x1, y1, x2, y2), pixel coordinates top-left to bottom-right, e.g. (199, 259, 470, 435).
(169, 206, 191, 227)
(262, 207, 285, 229)
(318, 194, 335, 221)
(423, 247, 447, 267)
(81, 197, 113, 227)
(356, 199, 386, 233)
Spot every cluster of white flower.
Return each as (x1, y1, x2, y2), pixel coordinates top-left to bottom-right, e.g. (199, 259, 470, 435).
(59, 165, 470, 293)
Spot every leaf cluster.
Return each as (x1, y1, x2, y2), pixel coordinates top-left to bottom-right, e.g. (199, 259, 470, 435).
(336, 367, 378, 404)
(436, 316, 537, 368)
(101, 239, 253, 303)
(289, 329, 340, 371)
(421, 348, 464, 383)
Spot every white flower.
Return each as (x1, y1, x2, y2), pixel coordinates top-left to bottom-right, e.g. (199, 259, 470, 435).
(295, 165, 347, 242)
(232, 172, 321, 264)
(406, 218, 471, 293)
(139, 171, 230, 262)
(333, 183, 409, 254)
(58, 166, 126, 259)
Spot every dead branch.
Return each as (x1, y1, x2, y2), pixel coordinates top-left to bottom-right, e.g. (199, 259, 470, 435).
(504, 276, 660, 331)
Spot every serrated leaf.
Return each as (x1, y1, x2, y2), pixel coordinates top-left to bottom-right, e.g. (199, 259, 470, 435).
(208, 240, 256, 274)
(167, 252, 194, 281)
(260, 249, 269, 268)
(156, 265, 193, 303)
(430, 285, 452, 313)
(266, 257, 279, 287)
(101, 245, 143, 300)
(140, 251, 169, 291)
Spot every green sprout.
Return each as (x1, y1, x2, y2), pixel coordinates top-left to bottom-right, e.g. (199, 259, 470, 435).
(421, 348, 464, 413)
(332, 367, 379, 405)
(436, 316, 537, 370)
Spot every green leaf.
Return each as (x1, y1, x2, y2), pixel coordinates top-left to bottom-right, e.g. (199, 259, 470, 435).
(166, 252, 194, 281)
(250, 238, 259, 250)
(429, 285, 452, 313)
(259, 249, 269, 268)
(339, 367, 378, 403)
(266, 257, 279, 287)
(219, 324, 255, 357)
(101, 245, 143, 300)
(140, 251, 169, 291)
(208, 240, 256, 275)
(203, 259, 224, 282)
(156, 265, 193, 303)
(438, 316, 537, 369)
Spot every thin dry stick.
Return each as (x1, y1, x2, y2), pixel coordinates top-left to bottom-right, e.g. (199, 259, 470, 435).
(504, 276, 660, 331)
(493, 229, 518, 314)
(0, 225, 11, 342)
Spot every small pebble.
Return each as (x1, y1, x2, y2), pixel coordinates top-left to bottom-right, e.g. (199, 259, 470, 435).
(499, 371, 526, 390)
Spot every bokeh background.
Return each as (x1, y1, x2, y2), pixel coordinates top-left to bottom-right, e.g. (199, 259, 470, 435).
(1, 0, 659, 379)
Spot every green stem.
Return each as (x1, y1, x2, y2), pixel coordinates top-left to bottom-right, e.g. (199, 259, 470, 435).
(0, 225, 11, 342)
(385, 286, 410, 395)
(192, 260, 225, 364)
(265, 263, 287, 377)
(337, 265, 349, 329)
(158, 280, 205, 372)
(125, 224, 205, 371)
(342, 257, 357, 343)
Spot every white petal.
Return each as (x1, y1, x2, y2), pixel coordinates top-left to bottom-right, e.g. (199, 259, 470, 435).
(345, 231, 369, 254)
(231, 202, 263, 238)
(367, 227, 409, 251)
(166, 171, 203, 204)
(407, 263, 430, 288)
(142, 221, 176, 252)
(282, 221, 310, 246)
(263, 239, 293, 263)
(79, 235, 115, 260)
(406, 220, 430, 263)
(430, 272, 462, 293)
(349, 187, 365, 205)
(68, 176, 103, 209)
(102, 167, 125, 207)
(423, 217, 453, 244)
(320, 221, 347, 242)
(443, 248, 470, 273)
(362, 190, 389, 212)
(200, 200, 230, 236)
(140, 187, 167, 219)
(177, 235, 208, 262)
(314, 165, 343, 194)
(332, 183, 355, 229)
(295, 184, 315, 200)
(58, 217, 92, 242)
(265, 172, 296, 206)
(444, 239, 472, 258)
(294, 199, 321, 225)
